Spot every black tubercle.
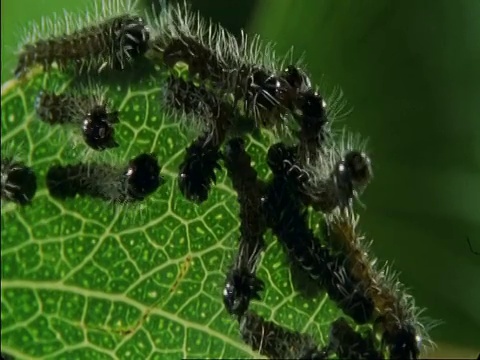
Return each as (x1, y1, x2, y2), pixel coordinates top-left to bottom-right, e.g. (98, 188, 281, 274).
(1, 159, 37, 206)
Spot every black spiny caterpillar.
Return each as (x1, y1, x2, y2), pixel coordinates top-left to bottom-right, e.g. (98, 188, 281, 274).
(46, 153, 163, 204)
(15, 0, 150, 77)
(223, 138, 267, 319)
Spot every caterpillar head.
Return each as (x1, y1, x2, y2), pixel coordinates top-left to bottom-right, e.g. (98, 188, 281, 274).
(342, 150, 372, 191)
(332, 150, 372, 209)
(223, 267, 264, 318)
(303, 130, 372, 212)
(1, 159, 37, 206)
(282, 65, 312, 93)
(82, 104, 119, 150)
(246, 67, 282, 111)
(125, 153, 163, 200)
(295, 89, 328, 135)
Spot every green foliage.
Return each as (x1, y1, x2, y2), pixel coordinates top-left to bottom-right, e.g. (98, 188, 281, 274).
(1, 59, 341, 358)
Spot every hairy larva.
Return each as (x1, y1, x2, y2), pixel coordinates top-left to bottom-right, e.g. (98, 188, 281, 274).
(46, 153, 163, 204)
(15, 0, 150, 77)
(263, 142, 375, 325)
(1, 157, 37, 206)
(35, 87, 120, 151)
(239, 310, 327, 359)
(222, 138, 267, 319)
(325, 210, 436, 359)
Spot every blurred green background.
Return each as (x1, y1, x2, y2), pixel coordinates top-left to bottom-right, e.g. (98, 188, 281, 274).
(2, 0, 479, 357)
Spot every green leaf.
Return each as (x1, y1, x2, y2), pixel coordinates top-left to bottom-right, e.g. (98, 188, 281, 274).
(1, 57, 340, 358)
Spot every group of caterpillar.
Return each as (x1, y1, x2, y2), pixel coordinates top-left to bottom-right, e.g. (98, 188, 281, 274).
(4, 0, 165, 208)
(224, 136, 433, 359)
(3, 0, 435, 359)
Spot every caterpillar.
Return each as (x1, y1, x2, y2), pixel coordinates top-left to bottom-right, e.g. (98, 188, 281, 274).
(34, 87, 120, 151)
(222, 138, 267, 319)
(262, 142, 375, 325)
(239, 310, 327, 359)
(15, 0, 150, 78)
(324, 210, 435, 359)
(301, 132, 373, 213)
(46, 153, 163, 204)
(147, 1, 330, 144)
(1, 157, 37, 206)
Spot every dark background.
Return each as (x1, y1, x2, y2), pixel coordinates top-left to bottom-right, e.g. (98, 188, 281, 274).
(2, 0, 479, 357)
